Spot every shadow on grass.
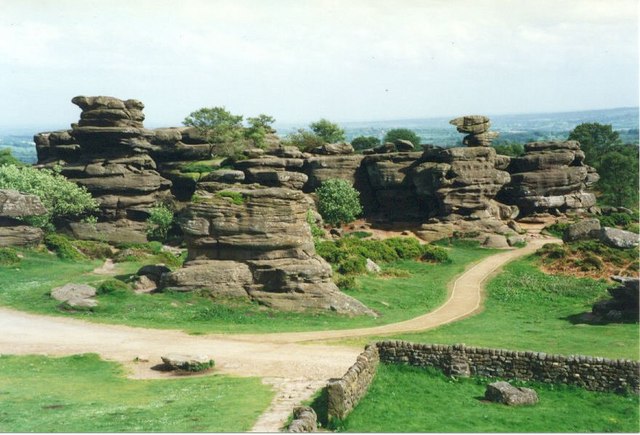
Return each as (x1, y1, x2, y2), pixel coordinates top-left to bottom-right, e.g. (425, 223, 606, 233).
(562, 312, 639, 326)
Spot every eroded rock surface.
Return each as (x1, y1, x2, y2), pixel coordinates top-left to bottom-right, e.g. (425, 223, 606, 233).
(0, 189, 46, 247)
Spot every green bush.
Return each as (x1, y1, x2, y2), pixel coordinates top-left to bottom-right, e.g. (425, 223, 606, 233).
(383, 237, 424, 260)
(0, 149, 25, 166)
(334, 273, 357, 290)
(383, 128, 421, 146)
(347, 231, 372, 239)
(351, 136, 381, 151)
(338, 255, 367, 275)
(543, 222, 571, 238)
(44, 234, 85, 261)
(146, 205, 174, 241)
(96, 279, 131, 295)
(420, 244, 450, 263)
(316, 179, 362, 226)
(283, 129, 325, 152)
(217, 191, 244, 205)
(0, 165, 97, 229)
(70, 240, 113, 259)
(306, 210, 325, 239)
(598, 212, 636, 229)
(0, 247, 20, 266)
(310, 119, 345, 143)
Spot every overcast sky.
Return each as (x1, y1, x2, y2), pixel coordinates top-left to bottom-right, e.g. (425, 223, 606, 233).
(0, 0, 637, 129)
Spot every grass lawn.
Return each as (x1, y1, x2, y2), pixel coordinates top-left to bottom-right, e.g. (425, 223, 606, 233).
(367, 256, 639, 360)
(0, 243, 493, 334)
(0, 353, 273, 432)
(338, 364, 639, 433)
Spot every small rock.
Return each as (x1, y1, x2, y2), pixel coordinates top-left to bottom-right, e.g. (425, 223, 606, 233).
(288, 406, 318, 432)
(598, 227, 639, 249)
(394, 139, 415, 151)
(563, 219, 601, 242)
(51, 283, 97, 307)
(134, 275, 157, 293)
(137, 264, 171, 282)
(484, 381, 538, 406)
(482, 234, 510, 249)
(161, 354, 214, 372)
(366, 258, 381, 273)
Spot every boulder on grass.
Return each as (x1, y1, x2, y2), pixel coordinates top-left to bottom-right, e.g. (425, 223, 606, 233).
(484, 381, 538, 406)
(598, 227, 639, 249)
(563, 218, 601, 242)
(51, 283, 98, 308)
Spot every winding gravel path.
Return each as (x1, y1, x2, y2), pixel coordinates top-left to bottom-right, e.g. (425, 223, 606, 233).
(0, 232, 557, 431)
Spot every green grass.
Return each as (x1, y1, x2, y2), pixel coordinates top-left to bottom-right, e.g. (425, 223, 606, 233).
(383, 256, 639, 360)
(0, 243, 493, 334)
(339, 364, 639, 432)
(0, 354, 272, 432)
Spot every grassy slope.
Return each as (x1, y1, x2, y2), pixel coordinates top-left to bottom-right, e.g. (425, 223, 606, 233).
(0, 244, 492, 334)
(340, 364, 639, 433)
(0, 354, 273, 432)
(373, 256, 639, 360)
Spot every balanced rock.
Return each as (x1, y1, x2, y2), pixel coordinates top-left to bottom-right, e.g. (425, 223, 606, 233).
(450, 115, 498, 147)
(484, 381, 538, 406)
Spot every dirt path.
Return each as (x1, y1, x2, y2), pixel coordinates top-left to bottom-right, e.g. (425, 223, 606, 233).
(0, 231, 557, 431)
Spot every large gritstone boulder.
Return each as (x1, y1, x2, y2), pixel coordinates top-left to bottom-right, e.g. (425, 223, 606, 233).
(484, 381, 538, 406)
(0, 189, 47, 247)
(498, 141, 598, 217)
(163, 184, 374, 316)
(35, 96, 174, 241)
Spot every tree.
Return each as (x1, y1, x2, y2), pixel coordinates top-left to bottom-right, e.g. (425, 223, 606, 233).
(568, 122, 622, 167)
(183, 107, 244, 158)
(0, 149, 25, 167)
(491, 142, 525, 157)
(244, 114, 276, 148)
(596, 146, 639, 208)
(383, 128, 421, 146)
(283, 128, 325, 152)
(310, 119, 345, 143)
(351, 136, 381, 151)
(316, 178, 362, 226)
(0, 164, 97, 229)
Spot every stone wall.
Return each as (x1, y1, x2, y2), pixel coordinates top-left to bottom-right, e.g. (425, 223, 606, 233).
(326, 344, 380, 422)
(376, 341, 639, 393)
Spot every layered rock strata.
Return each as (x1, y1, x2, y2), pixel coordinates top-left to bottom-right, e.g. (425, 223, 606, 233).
(449, 115, 499, 147)
(35, 96, 173, 242)
(499, 140, 599, 216)
(0, 189, 47, 247)
(162, 183, 374, 315)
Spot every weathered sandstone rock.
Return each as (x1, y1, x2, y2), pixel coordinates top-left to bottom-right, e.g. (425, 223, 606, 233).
(484, 381, 538, 406)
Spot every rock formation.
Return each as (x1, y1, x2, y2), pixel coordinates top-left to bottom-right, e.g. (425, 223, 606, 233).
(592, 276, 639, 322)
(162, 183, 374, 315)
(499, 140, 598, 217)
(449, 115, 499, 147)
(0, 189, 47, 247)
(36, 96, 173, 243)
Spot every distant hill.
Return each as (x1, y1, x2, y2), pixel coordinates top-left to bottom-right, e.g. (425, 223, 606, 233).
(1, 107, 638, 164)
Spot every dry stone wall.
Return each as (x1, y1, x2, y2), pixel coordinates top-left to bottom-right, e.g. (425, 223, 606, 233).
(326, 344, 380, 422)
(376, 341, 639, 393)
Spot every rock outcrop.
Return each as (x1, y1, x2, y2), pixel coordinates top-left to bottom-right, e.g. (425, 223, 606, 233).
(499, 141, 598, 216)
(0, 189, 47, 247)
(162, 184, 374, 315)
(449, 115, 499, 147)
(484, 381, 538, 406)
(35, 96, 174, 242)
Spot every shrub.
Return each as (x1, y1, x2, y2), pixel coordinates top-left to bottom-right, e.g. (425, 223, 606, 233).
(338, 255, 367, 275)
(306, 210, 325, 239)
(0, 247, 20, 266)
(0, 149, 25, 166)
(217, 191, 244, 205)
(71, 240, 113, 259)
(334, 273, 357, 290)
(351, 136, 381, 151)
(283, 129, 325, 152)
(146, 205, 174, 241)
(598, 212, 635, 229)
(419, 245, 450, 263)
(316, 240, 347, 264)
(316, 179, 362, 226)
(347, 231, 372, 239)
(44, 234, 85, 261)
(543, 222, 571, 238)
(383, 128, 421, 146)
(0, 165, 97, 229)
(96, 279, 131, 295)
(383, 237, 423, 260)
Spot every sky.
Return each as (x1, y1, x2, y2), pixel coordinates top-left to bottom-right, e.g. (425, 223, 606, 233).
(0, 0, 638, 129)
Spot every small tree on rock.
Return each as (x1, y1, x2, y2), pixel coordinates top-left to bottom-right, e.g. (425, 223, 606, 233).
(310, 119, 345, 143)
(183, 107, 244, 158)
(245, 114, 276, 148)
(316, 179, 362, 227)
(383, 128, 421, 146)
